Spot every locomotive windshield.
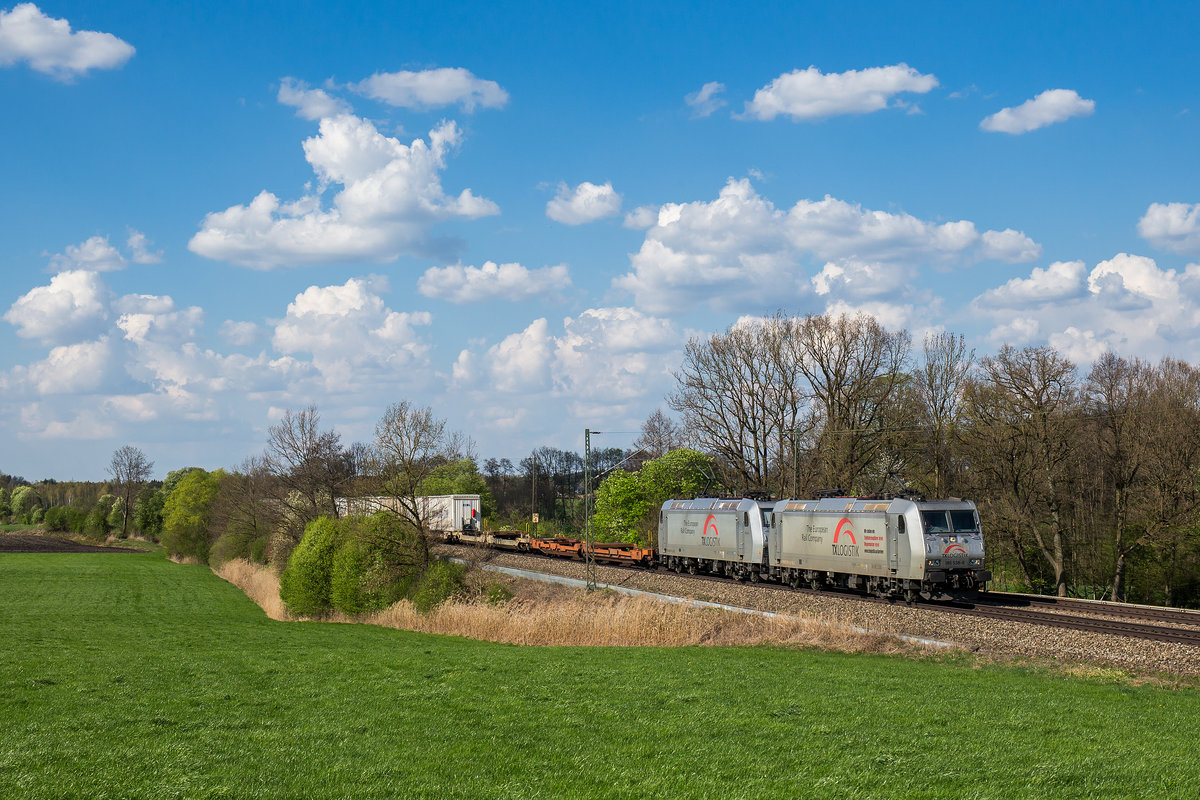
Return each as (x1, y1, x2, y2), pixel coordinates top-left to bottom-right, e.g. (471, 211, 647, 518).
(921, 510, 979, 534)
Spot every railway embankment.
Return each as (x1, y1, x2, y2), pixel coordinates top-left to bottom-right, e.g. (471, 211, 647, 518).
(442, 544, 1200, 678)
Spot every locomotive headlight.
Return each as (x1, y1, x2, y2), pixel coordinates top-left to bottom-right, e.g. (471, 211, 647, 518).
(927, 559, 941, 567)
(970, 558, 982, 566)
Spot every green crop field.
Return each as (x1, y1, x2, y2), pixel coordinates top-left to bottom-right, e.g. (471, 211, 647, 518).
(1, 549, 1198, 799)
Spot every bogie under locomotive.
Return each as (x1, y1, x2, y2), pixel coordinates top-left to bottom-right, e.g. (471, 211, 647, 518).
(658, 496, 989, 601)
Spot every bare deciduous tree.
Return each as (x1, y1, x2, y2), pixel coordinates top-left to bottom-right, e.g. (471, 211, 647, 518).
(670, 313, 808, 495)
(794, 313, 911, 492)
(263, 406, 350, 557)
(912, 331, 974, 497)
(963, 345, 1079, 596)
(370, 400, 464, 566)
(209, 455, 280, 563)
(633, 409, 686, 460)
(107, 445, 154, 538)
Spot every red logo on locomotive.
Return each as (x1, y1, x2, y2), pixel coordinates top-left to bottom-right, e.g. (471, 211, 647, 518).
(944, 543, 967, 555)
(703, 514, 718, 537)
(834, 517, 857, 545)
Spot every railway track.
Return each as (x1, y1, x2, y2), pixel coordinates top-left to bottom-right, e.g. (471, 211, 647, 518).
(449, 543, 1200, 648)
(937, 602, 1200, 647)
(979, 591, 1200, 627)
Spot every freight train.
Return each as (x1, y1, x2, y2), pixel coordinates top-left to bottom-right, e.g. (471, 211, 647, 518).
(659, 495, 989, 602)
(452, 494, 989, 603)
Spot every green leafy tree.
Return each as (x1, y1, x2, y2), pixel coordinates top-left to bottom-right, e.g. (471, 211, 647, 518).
(162, 469, 223, 562)
(10, 486, 42, 524)
(133, 484, 166, 539)
(592, 448, 714, 544)
(134, 468, 196, 540)
(0, 487, 10, 522)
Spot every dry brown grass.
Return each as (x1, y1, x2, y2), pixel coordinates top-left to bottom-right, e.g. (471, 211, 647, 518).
(214, 559, 289, 620)
(366, 593, 917, 653)
(211, 558, 935, 655)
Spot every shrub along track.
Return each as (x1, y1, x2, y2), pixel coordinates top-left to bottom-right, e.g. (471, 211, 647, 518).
(442, 542, 1200, 677)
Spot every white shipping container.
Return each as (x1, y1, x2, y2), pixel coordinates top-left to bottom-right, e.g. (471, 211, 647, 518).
(334, 494, 481, 533)
(418, 494, 481, 534)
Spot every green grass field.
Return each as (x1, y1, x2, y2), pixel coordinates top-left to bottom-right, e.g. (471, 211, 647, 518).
(1, 550, 1198, 799)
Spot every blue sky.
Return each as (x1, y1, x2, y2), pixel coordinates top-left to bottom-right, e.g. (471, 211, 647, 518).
(2, 1, 1198, 480)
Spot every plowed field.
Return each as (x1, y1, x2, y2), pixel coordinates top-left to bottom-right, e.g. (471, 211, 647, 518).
(0, 534, 142, 553)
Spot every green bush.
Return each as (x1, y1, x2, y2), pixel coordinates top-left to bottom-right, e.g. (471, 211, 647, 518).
(329, 514, 421, 615)
(44, 506, 86, 533)
(83, 509, 110, 541)
(279, 517, 343, 617)
(43, 506, 67, 532)
(329, 539, 379, 615)
(411, 559, 466, 612)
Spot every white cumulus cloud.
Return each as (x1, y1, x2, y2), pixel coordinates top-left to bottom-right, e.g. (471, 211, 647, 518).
(272, 276, 434, 390)
(614, 178, 1040, 314)
(454, 308, 681, 418)
(278, 76, 353, 120)
(0, 3, 134, 80)
(980, 89, 1095, 134)
(1138, 202, 1200, 257)
(546, 181, 622, 225)
(48, 235, 126, 273)
(4, 269, 112, 344)
(975, 253, 1200, 361)
(351, 67, 508, 111)
(189, 116, 498, 268)
(741, 64, 938, 121)
(975, 261, 1087, 308)
(19, 338, 115, 395)
(454, 318, 553, 393)
(418, 261, 571, 304)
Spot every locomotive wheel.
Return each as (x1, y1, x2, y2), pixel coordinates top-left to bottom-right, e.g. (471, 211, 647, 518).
(808, 578, 821, 591)
(789, 575, 802, 589)
(687, 563, 697, 575)
(749, 571, 760, 583)
(904, 587, 918, 604)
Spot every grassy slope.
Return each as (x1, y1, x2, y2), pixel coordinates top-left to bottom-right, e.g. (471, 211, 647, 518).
(0, 551, 1197, 800)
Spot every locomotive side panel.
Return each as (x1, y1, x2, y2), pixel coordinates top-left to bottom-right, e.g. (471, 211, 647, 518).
(659, 498, 769, 568)
(660, 506, 741, 561)
(773, 510, 894, 577)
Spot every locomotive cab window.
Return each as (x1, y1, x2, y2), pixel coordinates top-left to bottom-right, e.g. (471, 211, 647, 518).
(898, 516, 906, 534)
(743, 511, 749, 526)
(920, 511, 951, 533)
(950, 510, 979, 533)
